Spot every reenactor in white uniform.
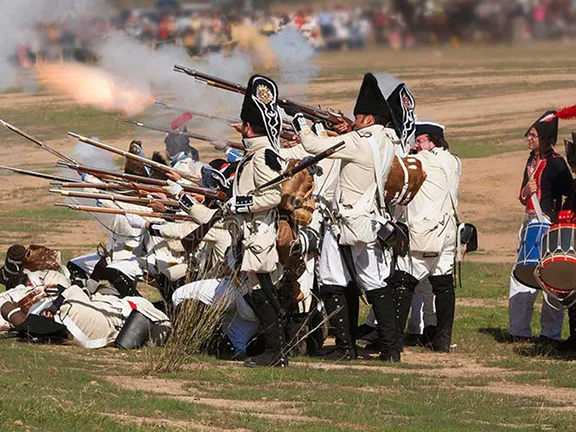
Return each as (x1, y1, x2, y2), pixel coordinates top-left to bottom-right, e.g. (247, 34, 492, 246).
(292, 73, 400, 361)
(226, 75, 287, 367)
(396, 122, 461, 354)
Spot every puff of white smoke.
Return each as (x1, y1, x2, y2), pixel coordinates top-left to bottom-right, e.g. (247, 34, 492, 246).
(95, 32, 252, 138)
(0, 0, 111, 92)
(70, 138, 117, 171)
(374, 72, 404, 98)
(269, 27, 319, 97)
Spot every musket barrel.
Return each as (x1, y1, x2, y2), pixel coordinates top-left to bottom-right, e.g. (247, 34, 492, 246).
(67, 132, 201, 184)
(123, 120, 244, 151)
(55, 202, 192, 221)
(252, 140, 345, 193)
(0, 119, 79, 164)
(50, 189, 179, 207)
(0, 165, 78, 183)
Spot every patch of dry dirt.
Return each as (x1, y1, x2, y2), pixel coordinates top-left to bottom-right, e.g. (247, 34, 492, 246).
(105, 412, 250, 432)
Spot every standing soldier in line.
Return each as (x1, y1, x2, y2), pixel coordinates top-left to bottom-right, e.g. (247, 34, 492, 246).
(394, 122, 461, 356)
(226, 75, 287, 367)
(290, 73, 399, 361)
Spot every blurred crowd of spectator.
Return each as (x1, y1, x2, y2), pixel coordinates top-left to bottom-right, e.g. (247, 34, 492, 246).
(17, 0, 576, 65)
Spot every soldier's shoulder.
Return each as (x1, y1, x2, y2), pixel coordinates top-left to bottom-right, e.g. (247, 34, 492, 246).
(257, 148, 283, 172)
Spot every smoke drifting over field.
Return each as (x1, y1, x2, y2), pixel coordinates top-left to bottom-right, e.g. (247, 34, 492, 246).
(0, 0, 110, 91)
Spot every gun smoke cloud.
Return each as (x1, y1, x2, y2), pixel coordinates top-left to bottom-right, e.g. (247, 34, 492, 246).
(0, 0, 111, 92)
(37, 63, 155, 116)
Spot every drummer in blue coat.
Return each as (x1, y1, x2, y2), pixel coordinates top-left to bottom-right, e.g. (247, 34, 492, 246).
(509, 111, 573, 342)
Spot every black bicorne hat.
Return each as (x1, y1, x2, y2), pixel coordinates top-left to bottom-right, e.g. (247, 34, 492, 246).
(527, 111, 558, 148)
(240, 75, 281, 150)
(165, 126, 193, 159)
(353, 73, 392, 120)
(416, 121, 445, 139)
(387, 83, 417, 151)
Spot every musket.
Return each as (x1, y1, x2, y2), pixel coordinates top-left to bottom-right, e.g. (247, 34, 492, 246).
(57, 161, 227, 200)
(252, 141, 346, 193)
(1, 165, 79, 183)
(123, 120, 244, 151)
(52, 181, 135, 192)
(51, 189, 179, 208)
(67, 132, 202, 184)
(0, 119, 79, 164)
(53, 180, 168, 196)
(154, 100, 298, 142)
(173, 66, 354, 130)
(155, 100, 240, 124)
(55, 202, 193, 221)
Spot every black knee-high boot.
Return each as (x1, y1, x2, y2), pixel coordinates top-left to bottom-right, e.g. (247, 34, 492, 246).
(429, 274, 456, 353)
(389, 271, 419, 353)
(244, 278, 288, 368)
(320, 284, 357, 359)
(346, 282, 360, 345)
(366, 286, 398, 362)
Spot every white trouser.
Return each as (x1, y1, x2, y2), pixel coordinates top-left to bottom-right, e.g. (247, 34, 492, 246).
(407, 278, 437, 334)
(71, 252, 143, 281)
(70, 252, 101, 277)
(397, 229, 456, 280)
(509, 274, 564, 340)
(107, 258, 143, 281)
(318, 225, 391, 292)
(172, 278, 259, 353)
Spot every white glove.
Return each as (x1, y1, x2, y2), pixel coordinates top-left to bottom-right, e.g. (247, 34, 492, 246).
(227, 195, 254, 214)
(125, 213, 148, 229)
(291, 112, 310, 135)
(163, 180, 184, 198)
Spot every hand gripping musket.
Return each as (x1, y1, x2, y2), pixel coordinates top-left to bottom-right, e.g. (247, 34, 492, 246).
(55, 203, 193, 221)
(0, 119, 79, 164)
(1, 165, 79, 183)
(67, 132, 202, 184)
(173, 66, 354, 130)
(251, 141, 346, 193)
(51, 189, 179, 208)
(57, 161, 227, 201)
(123, 120, 244, 151)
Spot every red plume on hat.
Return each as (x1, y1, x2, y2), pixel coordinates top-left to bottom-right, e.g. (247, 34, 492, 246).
(527, 106, 576, 148)
(554, 104, 576, 121)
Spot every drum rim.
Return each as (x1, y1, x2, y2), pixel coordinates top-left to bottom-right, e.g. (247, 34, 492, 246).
(535, 268, 575, 294)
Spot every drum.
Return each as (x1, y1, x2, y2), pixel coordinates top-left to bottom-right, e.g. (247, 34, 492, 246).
(535, 223, 576, 296)
(513, 221, 550, 288)
(385, 156, 426, 206)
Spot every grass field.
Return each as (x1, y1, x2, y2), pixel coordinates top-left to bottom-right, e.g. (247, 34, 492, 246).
(2, 42, 576, 431)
